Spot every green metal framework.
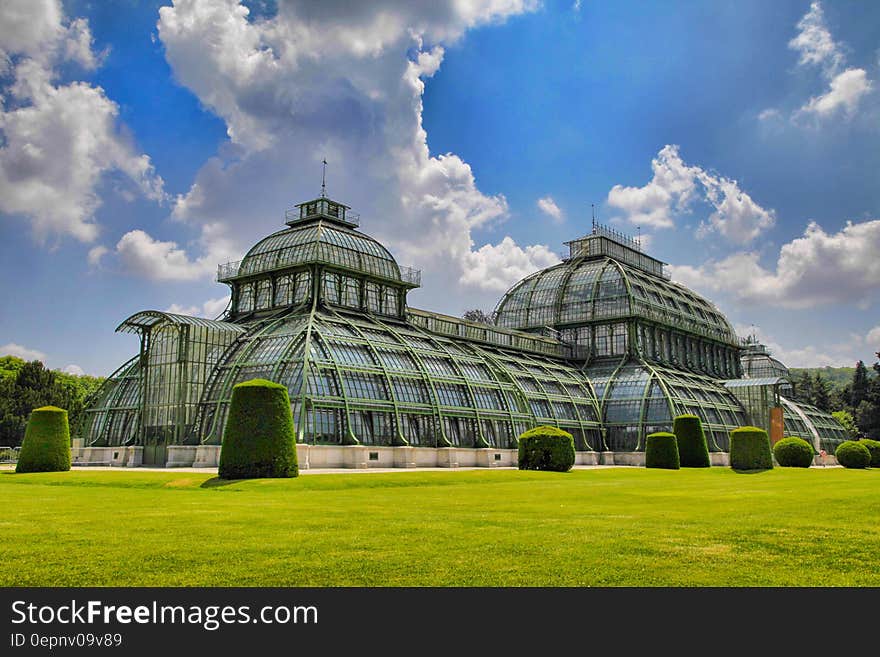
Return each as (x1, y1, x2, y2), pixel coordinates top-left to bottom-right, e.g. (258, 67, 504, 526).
(494, 228, 740, 379)
(736, 342, 847, 453)
(780, 397, 848, 453)
(193, 307, 602, 450)
(78, 197, 848, 459)
(588, 359, 748, 452)
(740, 339, 790, 379)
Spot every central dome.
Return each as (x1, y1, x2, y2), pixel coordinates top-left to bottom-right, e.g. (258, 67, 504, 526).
(237, 220, 403, 283)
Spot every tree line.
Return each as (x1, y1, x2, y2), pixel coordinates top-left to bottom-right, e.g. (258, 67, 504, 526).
(0, 356, 105, 447)
(768, 358, 880, 439)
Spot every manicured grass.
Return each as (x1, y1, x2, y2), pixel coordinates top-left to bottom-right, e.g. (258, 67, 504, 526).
(2, 467, 879, 586)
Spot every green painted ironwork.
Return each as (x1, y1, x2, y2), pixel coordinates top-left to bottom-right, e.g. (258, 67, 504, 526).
(77, 197, 847, 459)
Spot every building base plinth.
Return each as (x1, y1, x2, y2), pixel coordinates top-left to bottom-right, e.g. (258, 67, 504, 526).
(166, 445, 198, 468)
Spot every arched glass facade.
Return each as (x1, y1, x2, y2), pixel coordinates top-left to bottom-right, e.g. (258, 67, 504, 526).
(78, 199, 848, 460)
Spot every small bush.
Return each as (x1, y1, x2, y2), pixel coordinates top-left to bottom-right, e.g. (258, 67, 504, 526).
(16, 406, 71, 473)
(773, 436, 814, 468)
(729, 426, 773, 471)
(835, 440, 871, 469)
(645, 432, 680, 470)
(219, 379, 298, 480)
(859, 439, 880, 467)
(673, 414, 710, 468)
(518, 426, 575, 472)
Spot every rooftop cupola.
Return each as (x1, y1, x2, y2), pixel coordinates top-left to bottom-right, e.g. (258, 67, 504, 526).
(285, 197, 359, 229)
(565, 222, 668, 279)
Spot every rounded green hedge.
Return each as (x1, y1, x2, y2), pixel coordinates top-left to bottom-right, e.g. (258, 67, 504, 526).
(219, 379, 298, 480)
(773, 436, 814, 468)
(16, 406, 71, 473)
(518, 426, 575, 472)
(835, 440, 871, 469)
(645, 432, 680, 470)
(859, 439, 880, 467)
(673, 414, 710, 468)
(729, 426, 773, 471)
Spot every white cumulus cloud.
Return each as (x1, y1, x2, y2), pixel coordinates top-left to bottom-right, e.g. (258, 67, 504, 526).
(798, 68, 872, 119)
(61, 364, 85, 375)
(670, 218, 880, 309)
(116, 230, 214, 281)
(736, 323, 873, 368)
(1, 342, 46, 362)
(607, 145, 774, 244)
(165, 295, 231, 319)
(461, 236, 560, 293)
(537, 196, 563, 222)
(87, 245, 109, 267)
(0, 0, 165, 244)
(155, 0, 544, 311)
(788, 1, 844, 76)
(786, 1, 874, 122)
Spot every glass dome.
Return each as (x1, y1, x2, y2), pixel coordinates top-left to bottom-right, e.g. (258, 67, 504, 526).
(494, 257, 738, 346)
(236, 221, 403, 283)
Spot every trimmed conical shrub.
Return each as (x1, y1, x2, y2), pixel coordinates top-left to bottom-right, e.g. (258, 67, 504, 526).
(219, 379, 298, 480)
(835, 440, 871, 469)
(645, 432, 680, 469)
(16, 406, 71, 473)
(729, 426, 773, 471)
(673, 414, 710, 468)
(773, 436, 814, 468)
(517, 426, 575, 472)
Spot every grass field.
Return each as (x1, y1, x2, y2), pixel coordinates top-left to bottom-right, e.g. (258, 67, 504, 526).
(2, 467, 879, 586)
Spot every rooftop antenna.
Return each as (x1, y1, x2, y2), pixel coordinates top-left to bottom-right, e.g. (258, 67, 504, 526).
(320, 158, 328, 198)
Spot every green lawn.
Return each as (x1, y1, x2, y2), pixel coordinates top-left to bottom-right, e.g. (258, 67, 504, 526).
(2, 467, 878, 586)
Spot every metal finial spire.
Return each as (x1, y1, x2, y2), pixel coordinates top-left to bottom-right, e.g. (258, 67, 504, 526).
(591, 204, 596, 232)
(637, 225, 641, 249)
(321, 158, 328, 198)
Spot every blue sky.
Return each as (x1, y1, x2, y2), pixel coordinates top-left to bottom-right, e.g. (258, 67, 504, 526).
(1, 0, 878, 376)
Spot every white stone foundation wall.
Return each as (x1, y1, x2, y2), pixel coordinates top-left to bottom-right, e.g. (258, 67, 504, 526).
(67, 445, 840, 469)
(166, 445, 198, 468)
(71, 446, 142, 467)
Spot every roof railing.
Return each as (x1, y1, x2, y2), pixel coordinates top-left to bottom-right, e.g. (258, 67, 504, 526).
(284, 207, 360, 226)
(591, 222, 641, 251)
(217, 260, 242, 282)
(217, 258, 421, 287)
(398, 265, 421, 286)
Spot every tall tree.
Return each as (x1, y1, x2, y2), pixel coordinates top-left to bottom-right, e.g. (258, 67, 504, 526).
(851, 360, 869, 408)
(794, 370, 814, 405)
(830, 383, 851, 413)
(462, 309, 494, 325)
(832, 410, 859, 439)
(812, 372, 831, 411)
(0, 360, 103, 446)
(855, 352, 880, 438)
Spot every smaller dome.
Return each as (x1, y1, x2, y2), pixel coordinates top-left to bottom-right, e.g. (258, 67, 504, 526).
(237, 220, 403, 282)
(494, 257, 738, 345)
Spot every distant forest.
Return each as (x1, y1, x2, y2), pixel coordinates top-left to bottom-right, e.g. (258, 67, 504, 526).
(789, 366, 875, 390)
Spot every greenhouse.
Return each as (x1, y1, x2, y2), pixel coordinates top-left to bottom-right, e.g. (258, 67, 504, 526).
(76, 194, 847, 466)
